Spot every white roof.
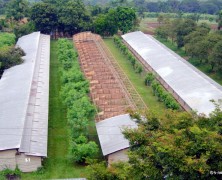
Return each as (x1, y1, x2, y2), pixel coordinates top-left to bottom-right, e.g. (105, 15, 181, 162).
(0, 32, 50, 156)
(122, 31, 222, 116)
(96, 114, 137, 156)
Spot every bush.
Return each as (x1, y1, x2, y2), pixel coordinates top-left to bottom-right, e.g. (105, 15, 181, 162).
(69, 136, 99, 163)
(151, 79, 180, 110)
(0, 33, 16, 48)
(0, 46, 25, 75)
(0, 167, 21, 180)
(145, 73, 155, 86)
(58, 39, 98, 163)
(113, 35, 143, 74)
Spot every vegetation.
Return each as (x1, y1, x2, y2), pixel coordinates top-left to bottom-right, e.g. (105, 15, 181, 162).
(57, 39, 99, 163)
(148, 74, 180, 110)
(113, 35, 143, 74)
(0, 32, 15, 48)
(104, 38, 166, 115)
(94, 7, 136, 36)
(88, 103, 222, 179)
(155, 17, 222, 83)
(22, 40, 90, 179)
(0, 33, 24, 76)
(0, 167, 21, 180)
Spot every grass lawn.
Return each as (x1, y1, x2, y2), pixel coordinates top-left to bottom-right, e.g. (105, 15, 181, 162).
(21, 40, 89, 179)
(104, 38, 166, 116)
(156, 37, 222, 86)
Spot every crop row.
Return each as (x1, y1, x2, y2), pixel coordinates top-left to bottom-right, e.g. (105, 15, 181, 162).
(58, 39, 98, 163)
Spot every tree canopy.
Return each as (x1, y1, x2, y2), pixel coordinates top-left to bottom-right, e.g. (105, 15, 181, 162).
(88, 104, 222, 179)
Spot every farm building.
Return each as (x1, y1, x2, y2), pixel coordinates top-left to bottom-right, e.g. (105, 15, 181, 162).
(0, 32, 50, 172)
(122, 31, 222, 116)
(96, 114, 137, 165)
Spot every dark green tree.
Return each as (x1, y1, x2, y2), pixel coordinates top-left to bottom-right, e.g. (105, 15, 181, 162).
(57, 0, 91, 35)
(115, 6, 136, 34)
(6, 0, 29, 21)
(31, 2, 57, 34)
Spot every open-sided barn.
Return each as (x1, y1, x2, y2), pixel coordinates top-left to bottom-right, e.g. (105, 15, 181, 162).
(0, 32, 50, 172)
(122, 31, 222, 116)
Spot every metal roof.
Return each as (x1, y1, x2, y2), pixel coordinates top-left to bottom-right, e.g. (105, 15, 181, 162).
(96, 114, 137, 156)
(0, 32, 50, 156)
(122, 31, 222, 116)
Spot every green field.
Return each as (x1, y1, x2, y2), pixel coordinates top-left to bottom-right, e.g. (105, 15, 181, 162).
(104, 38, 166, 115)
(21, 40, 89, 179)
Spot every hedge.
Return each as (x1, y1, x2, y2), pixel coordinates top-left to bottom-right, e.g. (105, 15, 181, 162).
(113, 35, 143, 74)
(145, 72, 180, 110)
(58, 39, 98, 163)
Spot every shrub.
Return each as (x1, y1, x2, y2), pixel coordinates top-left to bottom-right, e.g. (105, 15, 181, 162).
(58, 39, 98, 163)
(145, 73, 155, 86)
(113, 35, 143, 74)
(151, 80, 180, 110)
(0, 33, 16, 48)
(0, 46, 25, 74)
(69, 136, 99, 163)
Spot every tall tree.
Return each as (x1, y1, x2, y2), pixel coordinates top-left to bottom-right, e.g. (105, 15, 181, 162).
(217, 10, 222, 30)
(6, 0, 29, 21)
(88, 106, 222, 179)
(115, 6, 136, 34)
(209, 41, 222, 71)
(31, 2, 57, 34)
(57, 0, 91, 35)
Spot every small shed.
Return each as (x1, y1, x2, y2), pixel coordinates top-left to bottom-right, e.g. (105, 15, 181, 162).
(96, 114, 137, 165)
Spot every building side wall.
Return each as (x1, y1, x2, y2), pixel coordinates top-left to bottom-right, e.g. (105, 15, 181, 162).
(16, 154, 42, 172)
(0, 150, 17, 171)
(108, 149, 129, 165)
(0, 150, 42, 172)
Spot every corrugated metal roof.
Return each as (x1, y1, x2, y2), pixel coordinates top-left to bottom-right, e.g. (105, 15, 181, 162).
(96, 114, 137, 156)
(0, 32, 50, 157)
(122, 31, 222, 116)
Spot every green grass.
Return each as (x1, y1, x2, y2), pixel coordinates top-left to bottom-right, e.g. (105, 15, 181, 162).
(104, 38, 166, 115)
(155, 37, 222, 86)
(21, 40, 89, 179)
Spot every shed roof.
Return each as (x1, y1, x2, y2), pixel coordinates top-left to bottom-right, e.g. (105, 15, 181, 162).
(96, 114, 137, 156)
(0, 32, 50, 156)
(122, 31, 222, 116)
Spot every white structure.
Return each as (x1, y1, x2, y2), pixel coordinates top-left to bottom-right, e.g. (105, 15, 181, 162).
(122, 31, 222, 116)
(96, 114, 137, 164)
(0, 32, 50, 172)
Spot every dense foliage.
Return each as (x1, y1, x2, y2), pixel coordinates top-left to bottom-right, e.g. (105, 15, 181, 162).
(88, 104, 222, 179)
(0, 32, 15, 47)
(134, 0, 222, 15)
(113, 35, 143, 74)
(57, 39, 98, 163)
(145, 73, 180, 110)
(0, 33, 24, 75)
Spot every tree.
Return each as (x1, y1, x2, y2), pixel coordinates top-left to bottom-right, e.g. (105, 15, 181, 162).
(209, 41, 222, 71)
(88, 107, 222, 179)
(217, 10, 222, 30)
(115, 6, 136, 34)
(175, 19, 196, 48)
(69, 135, 99, 163)
(57, 0, 91, 35)
(31, 2, 57, 34)
(94, 13, 117, 37)
(6, 0, 29, 21)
